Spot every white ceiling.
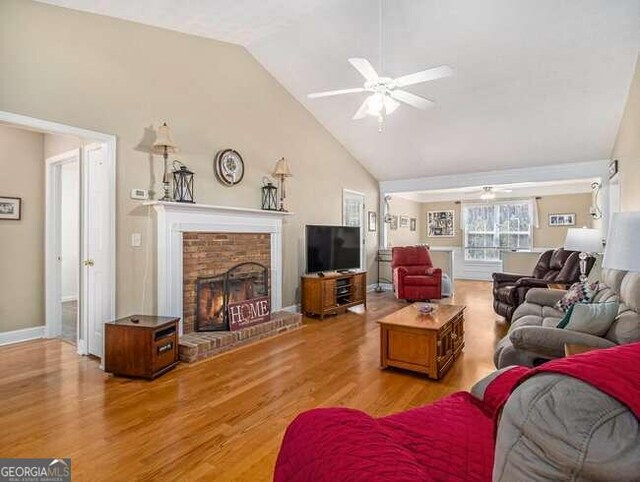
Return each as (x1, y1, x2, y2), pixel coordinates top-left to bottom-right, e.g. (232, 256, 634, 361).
(393, 178, 598, 203)
(38, 0, 640, 181)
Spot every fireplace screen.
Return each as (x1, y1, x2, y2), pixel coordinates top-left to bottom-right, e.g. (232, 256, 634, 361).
(196, 262, 270, 331)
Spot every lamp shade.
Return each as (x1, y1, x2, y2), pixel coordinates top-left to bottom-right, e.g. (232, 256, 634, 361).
(152, 122, 178, 154)
(603, 212, 640, 272)
(564, 227, 602, 253)
(273, 157, 292, 177)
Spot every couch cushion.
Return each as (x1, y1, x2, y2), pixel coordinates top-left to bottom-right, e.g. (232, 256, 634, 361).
(404, 274, 438, 286)
(601, 268, 628, 294)
(619, 272, 640, 312)
(556, 301, 619, 336)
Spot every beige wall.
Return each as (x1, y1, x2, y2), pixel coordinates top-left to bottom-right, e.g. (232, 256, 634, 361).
(0, 125, 45, 332)
(387, 197, 421, 247)
(611, 54, 640, 211)
(44, 134, 82, 159)
(418, 194, 592, 250)
(533, 194, 593, 248)
(420, 201, 463, 247)
(0, 0, 378, 317)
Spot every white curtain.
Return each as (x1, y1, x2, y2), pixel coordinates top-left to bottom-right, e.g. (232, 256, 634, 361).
(528, 197, 540, 229)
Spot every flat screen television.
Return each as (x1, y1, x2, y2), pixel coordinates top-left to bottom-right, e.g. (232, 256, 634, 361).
(306, 225, 361, 273)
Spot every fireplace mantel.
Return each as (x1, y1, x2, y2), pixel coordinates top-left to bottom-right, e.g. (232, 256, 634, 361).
(146, 201, 292, 335)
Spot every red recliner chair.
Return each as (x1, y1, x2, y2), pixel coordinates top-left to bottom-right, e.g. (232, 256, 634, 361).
(391, 246, 442, 301)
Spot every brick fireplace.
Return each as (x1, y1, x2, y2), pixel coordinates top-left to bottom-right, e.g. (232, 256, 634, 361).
(183, 232, 270, 333)
(147, 202, 301, 362)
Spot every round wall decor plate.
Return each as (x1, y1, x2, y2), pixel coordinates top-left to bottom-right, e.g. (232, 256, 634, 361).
(214, 149, 245, 186)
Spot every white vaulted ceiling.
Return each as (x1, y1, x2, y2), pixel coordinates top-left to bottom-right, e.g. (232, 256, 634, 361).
(38, 0, 640, 181)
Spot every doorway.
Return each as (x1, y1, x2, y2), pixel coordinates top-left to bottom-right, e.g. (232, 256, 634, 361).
(46, 150, 80, 346)
(342, 189, 366, 270)
(0, 110, 116, 363)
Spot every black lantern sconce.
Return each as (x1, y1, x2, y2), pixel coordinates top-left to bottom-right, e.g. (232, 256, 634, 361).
(172, 161, 195, 203)
(261, 177, 278, 211)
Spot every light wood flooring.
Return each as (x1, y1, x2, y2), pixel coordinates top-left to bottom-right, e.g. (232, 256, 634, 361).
(0, 280, 506, 481)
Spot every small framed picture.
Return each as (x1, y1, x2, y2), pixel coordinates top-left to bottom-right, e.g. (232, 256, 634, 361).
(548, 213, 575, 226)
(410, 218, 416, 232)
(389, 215, 398, 230)
(367, 211, 377, 232)
(399, 215, 409, 228)
(0, 197, 21, 220)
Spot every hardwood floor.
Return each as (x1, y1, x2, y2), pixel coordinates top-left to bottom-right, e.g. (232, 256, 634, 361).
(0, 280, 506, 481)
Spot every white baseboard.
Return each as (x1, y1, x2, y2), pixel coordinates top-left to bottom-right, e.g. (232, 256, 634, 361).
(0, 326, 45, 346)
(61, 295, 78, 303)
(280, 304, 300, 313)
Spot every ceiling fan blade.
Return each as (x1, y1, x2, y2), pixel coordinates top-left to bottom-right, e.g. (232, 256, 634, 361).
(352, 97, 371, 120)
(307, 87, 365, 99)
(384, 96, 400, 115)
(391, 90, 434, 110)
(394, 65, 453, 88)
(348, 58, 379, 82)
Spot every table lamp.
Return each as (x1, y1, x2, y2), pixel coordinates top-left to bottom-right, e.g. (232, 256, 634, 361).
(603, 212, 640, 272)
(564, 227, 602, 281)
(273, 157, 292, 211)
(152, 122, 179, 201)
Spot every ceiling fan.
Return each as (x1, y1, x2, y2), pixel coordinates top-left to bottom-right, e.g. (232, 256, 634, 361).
(308, 59, 452, 121)
(476, 186, 513, 200)
(306, 0, 453, 131)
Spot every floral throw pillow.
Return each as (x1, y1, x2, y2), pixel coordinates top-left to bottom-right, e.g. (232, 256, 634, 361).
(555, 281, 599, 312)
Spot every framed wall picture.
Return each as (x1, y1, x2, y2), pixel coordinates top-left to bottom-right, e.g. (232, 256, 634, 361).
(410, 218, 416, 232)
(548, 213, 575, 226)
(368, 211, 377, 232)
(399, 215, 409, 228)
(389, 215, 398, 230)
(0, 197, 21, 220)
(427, 210, 455, 237)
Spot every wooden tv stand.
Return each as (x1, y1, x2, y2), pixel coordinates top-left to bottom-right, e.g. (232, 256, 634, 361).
(301, 271, 367, 318)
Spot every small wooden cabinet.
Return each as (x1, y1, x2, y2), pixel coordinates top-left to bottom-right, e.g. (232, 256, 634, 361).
(105, 315, 179, 379)
(301, 271, 367, 318)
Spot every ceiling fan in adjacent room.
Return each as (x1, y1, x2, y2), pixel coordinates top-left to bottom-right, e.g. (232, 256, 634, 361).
(306, 0, 453, 131)
(476, 186, 513, 200)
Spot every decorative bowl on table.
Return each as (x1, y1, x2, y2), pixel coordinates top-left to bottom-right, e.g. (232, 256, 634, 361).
(415, 303, 437, 315)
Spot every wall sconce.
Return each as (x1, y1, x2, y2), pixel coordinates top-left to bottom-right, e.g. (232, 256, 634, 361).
(273, 157, 293, 211)
(152, 122, 179, 201)
(590, 181, 603, 220)
(172, 161, 194, 203)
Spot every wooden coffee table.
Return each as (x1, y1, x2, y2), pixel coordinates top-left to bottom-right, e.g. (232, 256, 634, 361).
(378, 304, 465, 379)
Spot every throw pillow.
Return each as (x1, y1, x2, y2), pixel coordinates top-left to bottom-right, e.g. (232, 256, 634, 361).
(556, 301, 620, 336)
(586, 253, 603, 284)
(555, 281, 599, 312)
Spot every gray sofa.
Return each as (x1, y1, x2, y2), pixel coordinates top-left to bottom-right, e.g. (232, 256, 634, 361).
(471, 366, 640, 480)
(494, 268, 640, 368)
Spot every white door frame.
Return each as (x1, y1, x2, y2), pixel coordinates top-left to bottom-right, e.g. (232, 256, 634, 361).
(45, 149, 80, 344)
(342, 189, 366, 270)
(1, 110, 116, 360)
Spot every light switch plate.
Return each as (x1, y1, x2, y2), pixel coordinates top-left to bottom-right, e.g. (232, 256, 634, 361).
(131, 233, 142, 247)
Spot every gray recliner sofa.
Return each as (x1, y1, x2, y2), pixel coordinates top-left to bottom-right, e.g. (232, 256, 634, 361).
(494, 268, 640, 368)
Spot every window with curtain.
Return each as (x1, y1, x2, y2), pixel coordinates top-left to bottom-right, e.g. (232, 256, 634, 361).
(463, 200, 532, 261)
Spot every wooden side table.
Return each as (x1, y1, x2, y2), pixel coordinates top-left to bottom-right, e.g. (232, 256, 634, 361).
(564, 343, 600, 357)
(105, 315, 179, 379)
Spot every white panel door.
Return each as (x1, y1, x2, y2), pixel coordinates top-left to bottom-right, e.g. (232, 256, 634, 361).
(82, 143, 113, 358)
(342, 189, 366, 270)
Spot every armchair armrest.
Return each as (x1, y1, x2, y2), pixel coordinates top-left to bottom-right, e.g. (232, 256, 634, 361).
(509, 326, 617, 359)
(492, 272, 525, 284)
(524, 288, 566, 306)
(513, 277, 553, 289)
